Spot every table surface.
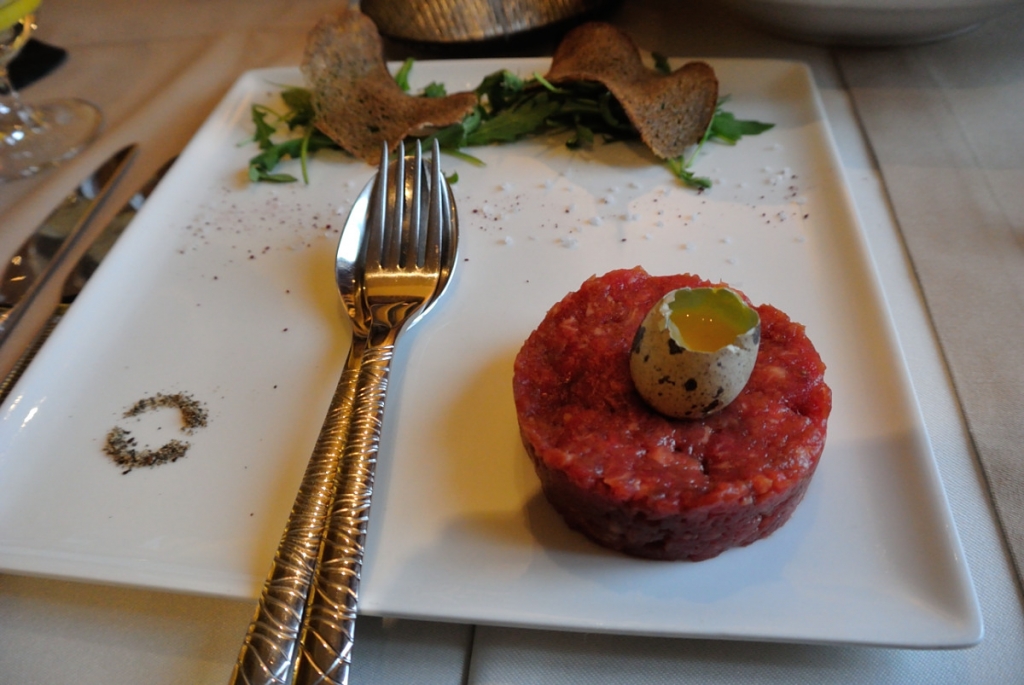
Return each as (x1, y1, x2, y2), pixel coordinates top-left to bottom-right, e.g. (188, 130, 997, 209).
(1, 1, 1023, 683)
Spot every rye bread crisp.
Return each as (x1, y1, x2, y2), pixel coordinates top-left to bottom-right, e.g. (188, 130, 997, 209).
(302, 8, 477, 164)
(545, 23, 718, 159)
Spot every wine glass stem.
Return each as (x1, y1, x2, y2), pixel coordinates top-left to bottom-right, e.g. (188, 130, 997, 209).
(0, 66, 36, 130)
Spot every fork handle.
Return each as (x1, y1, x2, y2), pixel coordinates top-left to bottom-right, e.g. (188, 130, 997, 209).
(293, 343, 394, 685)
(230, 339, 365, 685)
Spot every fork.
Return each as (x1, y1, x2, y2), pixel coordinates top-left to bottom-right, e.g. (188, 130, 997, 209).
(293, 139, 455, 685)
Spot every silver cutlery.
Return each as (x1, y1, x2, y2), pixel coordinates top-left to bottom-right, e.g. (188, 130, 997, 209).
(0, 144, 137, 384)
(231, 139, 457, 685)
(0, 153, 174, 404)
(230, 177, 373, 685)
(295, 138, 456, 685)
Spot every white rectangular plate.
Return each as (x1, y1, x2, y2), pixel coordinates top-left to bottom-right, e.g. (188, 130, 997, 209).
(0, 59, 981, 647)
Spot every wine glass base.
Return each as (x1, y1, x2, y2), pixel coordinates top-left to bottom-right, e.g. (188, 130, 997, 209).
(0, 98, 102, 181)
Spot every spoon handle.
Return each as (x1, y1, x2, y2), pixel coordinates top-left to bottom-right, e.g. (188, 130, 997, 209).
(293, 343, 394, 685)
(230, 338, 365, 685)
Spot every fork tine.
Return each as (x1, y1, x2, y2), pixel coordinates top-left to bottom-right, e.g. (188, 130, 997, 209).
(403, 140, 423, 268)
(364, 142, 389, 269)
(424, 139, 443, 273)
(382, 140, 405, 269)
(440, 172, 455, 278)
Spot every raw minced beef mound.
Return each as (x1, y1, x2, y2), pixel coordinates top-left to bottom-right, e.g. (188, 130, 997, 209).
(512, 267, 832, 561)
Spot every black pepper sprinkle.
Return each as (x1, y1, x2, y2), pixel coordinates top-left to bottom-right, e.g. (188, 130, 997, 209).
(104, 393, 209, 473)
(104, 428, 190, 474)
(123, 392, 208, 433)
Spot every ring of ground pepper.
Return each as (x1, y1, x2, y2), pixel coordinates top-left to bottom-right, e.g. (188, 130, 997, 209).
(103, 392, 209, 474)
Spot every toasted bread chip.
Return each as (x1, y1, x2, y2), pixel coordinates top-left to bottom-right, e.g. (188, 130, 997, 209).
(545, 23, 718, 159)
(302, 8, 477, 164)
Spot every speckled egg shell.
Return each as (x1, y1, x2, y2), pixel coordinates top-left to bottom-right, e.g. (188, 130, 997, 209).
(629, 298, 761, 419)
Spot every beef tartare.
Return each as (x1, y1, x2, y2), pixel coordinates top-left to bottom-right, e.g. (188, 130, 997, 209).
(512, 267, 831, 561)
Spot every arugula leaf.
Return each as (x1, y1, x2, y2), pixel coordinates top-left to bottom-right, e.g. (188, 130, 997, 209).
(566, 122, 594, 150)
(440, 148, 486, 166)
(708, 111, 774, 144)
(666, 155, 711, 190)
(652, 52, 671, 75)
(393, 57, 415, 92)
(423, 82, 447, 98)
(247, 125, 338, 184)
(465, 93, 562, 145)
(280, 87, 315, 127)
(476, 69, 526, 113)
(249, 167, 297, 183)
(533, 72, 565, 94)
(250, 106, 279, 149)
(428, 122, 469, 150)
(663, 104, 773, 188)
(597, 91, 624, 128)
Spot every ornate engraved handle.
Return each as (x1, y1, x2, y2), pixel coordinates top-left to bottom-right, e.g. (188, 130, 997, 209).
(293, 343, 394, 685)
(230, 340, 365, 685)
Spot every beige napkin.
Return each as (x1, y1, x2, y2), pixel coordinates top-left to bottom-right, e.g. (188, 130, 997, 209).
(836, 10, 1024, 589)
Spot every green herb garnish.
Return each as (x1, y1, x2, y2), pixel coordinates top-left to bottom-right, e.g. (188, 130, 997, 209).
(245, 61, 774, 189)
(663, 97, 774, 188)
(423, 81, 447, 98)
(244, 86, 341, 183)
(393, 57, 415, 92)
(707, 108, 775, 144)
(652, 52, 672, 75)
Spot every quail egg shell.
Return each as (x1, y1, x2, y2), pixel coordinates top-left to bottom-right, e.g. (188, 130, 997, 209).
(630, 287, 760, 419)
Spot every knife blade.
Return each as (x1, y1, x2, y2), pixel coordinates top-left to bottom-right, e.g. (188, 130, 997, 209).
(60, 155, 177, 303)
(0, 155, 177, 404)
(0, 144, 137, 389)
(0, 145, 143, 310)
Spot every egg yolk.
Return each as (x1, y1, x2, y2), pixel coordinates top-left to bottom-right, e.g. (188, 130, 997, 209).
(667, 288, 758, 353)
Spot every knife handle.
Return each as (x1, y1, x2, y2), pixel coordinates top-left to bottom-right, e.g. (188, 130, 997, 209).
(293, 343, 394, 685)
(230, 339, 365, 685)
